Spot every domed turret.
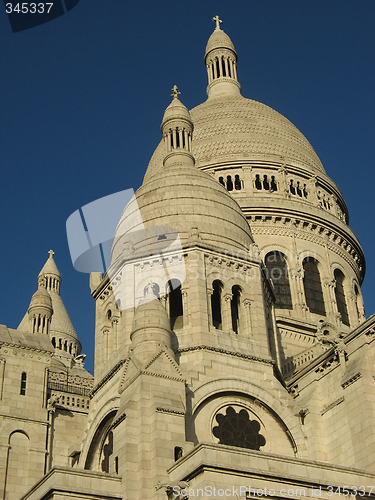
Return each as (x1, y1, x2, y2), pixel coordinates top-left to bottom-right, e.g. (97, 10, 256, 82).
(204, 16, 241, 98)
(27, 276, 53, 334)
(161, 85, 194, 168)
(130, 289, 173, 363)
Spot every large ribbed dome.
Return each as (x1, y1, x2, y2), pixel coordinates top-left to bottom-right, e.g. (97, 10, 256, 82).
(144, 94, 325, 183)
(111, 163, 253, 264)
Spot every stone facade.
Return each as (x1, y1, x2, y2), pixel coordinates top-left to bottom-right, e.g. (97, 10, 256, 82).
(1, 18, 375, 500)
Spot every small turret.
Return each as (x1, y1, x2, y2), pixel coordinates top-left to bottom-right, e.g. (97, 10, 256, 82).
(28, 275, 53, 334)
(161, 85, 194, 168)
(39, 249, 61, 294)
(19, 251, 82, 363)
(205, 16, 241, 98)
(130, 283, 173, 363)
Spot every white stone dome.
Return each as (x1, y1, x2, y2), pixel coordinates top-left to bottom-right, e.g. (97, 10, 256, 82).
(111, 163, 253, 264)
(144, 94, 325, 183)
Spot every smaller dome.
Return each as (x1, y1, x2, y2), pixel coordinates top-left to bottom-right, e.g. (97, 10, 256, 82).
(29, 287, 52, 310)
(161, 94, 192, 130)
(205, 28, 236, 60)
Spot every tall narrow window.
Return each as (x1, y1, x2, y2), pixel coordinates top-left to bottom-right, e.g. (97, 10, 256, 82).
(303, 258, 326, 315)
(20, 372, 27, 396)
(231, 285, 241, 333)
(211, 280, 223, 330)
(334, 269, 349, 326)
(265, 252, 292, 309)
(167, 279, 183, 330)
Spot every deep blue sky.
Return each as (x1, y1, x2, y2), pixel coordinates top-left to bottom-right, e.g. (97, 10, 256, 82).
(1, 1, 374, 374)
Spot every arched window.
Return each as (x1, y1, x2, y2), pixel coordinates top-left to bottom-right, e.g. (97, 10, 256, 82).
(263, 175, 269, 190)
(167, 279, 183, 330)
(265, 252, 292, 309)
(211, 280, 223, 330)
(85, 411, 116, 472)
(334, 269, 349, 326)
(20, 372, 27, 396)
(270, 176, 277, 191)
(219, 176, 225, 187)
(303, 258, 326, 315)
(255, 175, 262, 190)
(234, 175, 241, 190)
(51, 337, 56, 348)
(231, 285, 241, 333)
(226, 175, 233, 191)
(107, 309, 112, 320)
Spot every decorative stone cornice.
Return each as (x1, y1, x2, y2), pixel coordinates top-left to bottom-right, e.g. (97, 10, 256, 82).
(248, 215, 364, 280)
(178, 345, 273, 365)
(156, 407, 185, 416)
(0, 342, 53, 357)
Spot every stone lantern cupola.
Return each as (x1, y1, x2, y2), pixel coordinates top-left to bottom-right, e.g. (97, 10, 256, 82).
(161, 85, 194, 168)
(205, 15, 241, 98)
(27, 276, 53, 334)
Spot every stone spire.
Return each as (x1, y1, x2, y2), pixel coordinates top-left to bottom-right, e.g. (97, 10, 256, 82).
(161, 86, 195, 168)
(19, 251, 82, 361)
(205, 16, 241, 98)
(39, 249, 61, 294)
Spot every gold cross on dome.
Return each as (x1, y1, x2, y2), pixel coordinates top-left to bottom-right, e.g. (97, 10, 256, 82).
(48, 249, 55, 258)
(213, 15, 222, 30)
(171, 85, 181, 99)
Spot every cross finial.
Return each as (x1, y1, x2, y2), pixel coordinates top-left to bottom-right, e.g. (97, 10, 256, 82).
(48, 249, 55, 258)
(213, 15, 222, 31)
(171, 85, 181, 99)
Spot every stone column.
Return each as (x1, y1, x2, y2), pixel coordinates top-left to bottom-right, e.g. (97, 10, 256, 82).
(213, 58, 218, 79)
(323, 278, 341, 326)
(181, 288, 188, 328)
(206, 286, 213, 330)
(309, 175, 320, 207)
(0, 359, 5, 400)
(290, 267, 308, 319)
(223, 293, 233, 331)
(112, 319, 119, 352)
(218, 56, 223, 77)
(224, 57, 229, 77)
(243, 299, 253, 336)
(278, 166, 289, 198)
(242, 166, 252, 194)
